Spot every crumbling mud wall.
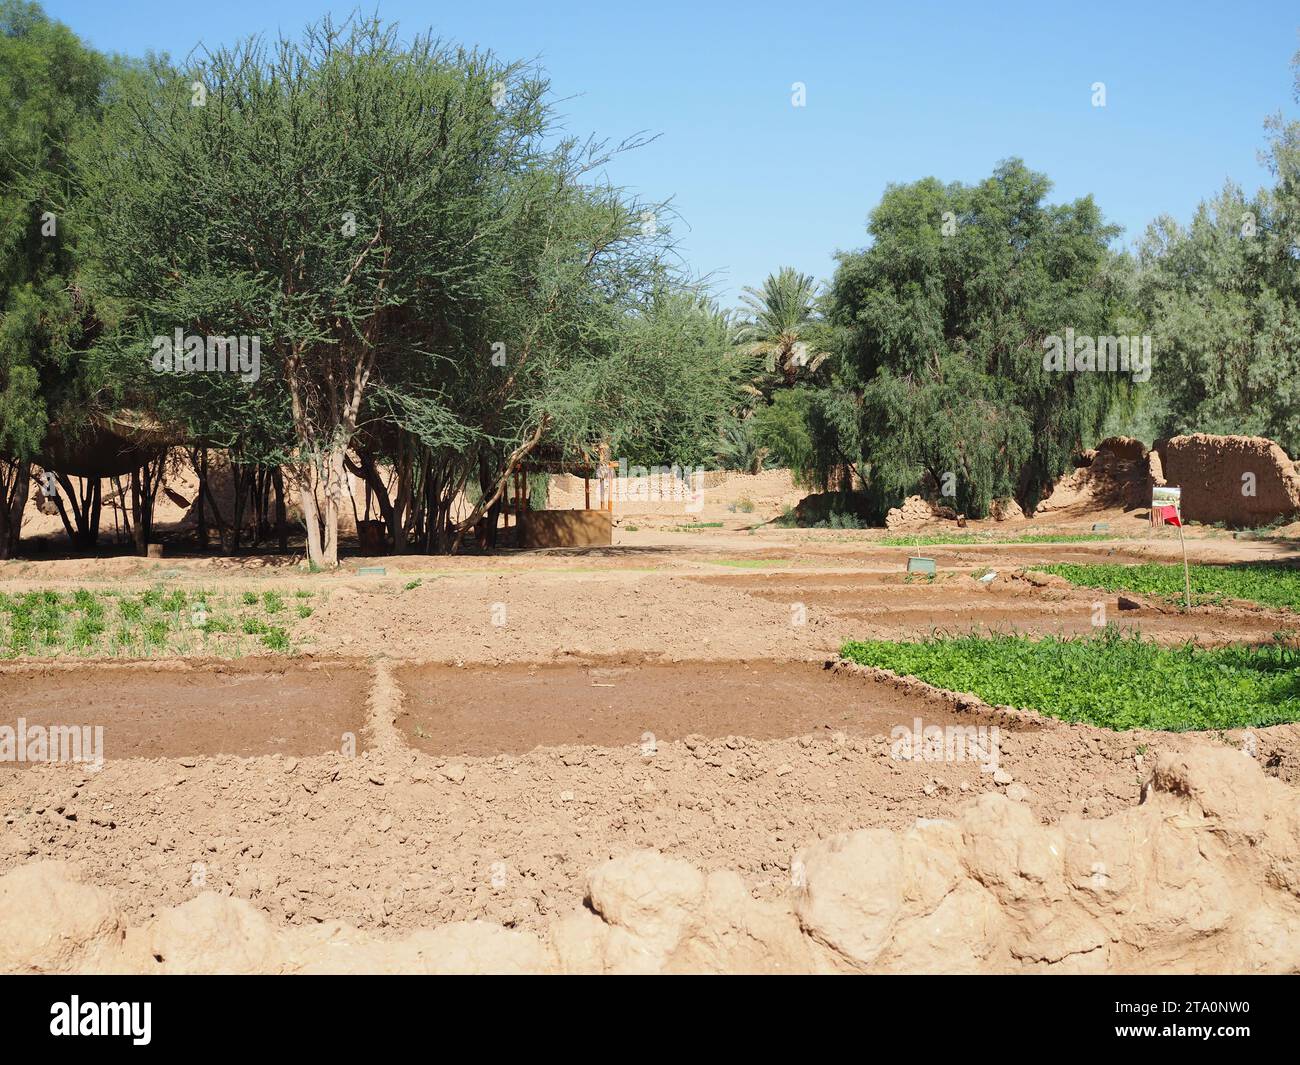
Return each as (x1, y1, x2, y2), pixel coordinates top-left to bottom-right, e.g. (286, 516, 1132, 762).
(1163, 434, 1300, 527)
(1094, 435, 1147, 463)
(1036, 437, 1153, 514)
(4, 747, 1296, 974)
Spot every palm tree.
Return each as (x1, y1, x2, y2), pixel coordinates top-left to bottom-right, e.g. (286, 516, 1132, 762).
(735, 267, 830, 390)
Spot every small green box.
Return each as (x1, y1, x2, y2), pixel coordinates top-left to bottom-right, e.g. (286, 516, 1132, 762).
(1091, 522, 1109, 532)
(357, 566, 386, 576)
(906, 556, 936, 576)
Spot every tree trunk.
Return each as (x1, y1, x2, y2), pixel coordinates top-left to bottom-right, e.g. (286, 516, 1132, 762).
(111, 476, 132, 545)
(271, 466, 288, 552)
(0, 459, 30, 560)
(195, 449, 209, 551)
(130, 467, 145, 555)
(294, 448, 343, 568)
(129, 460, 165, 556)
(320, 447, 342, 565)
(297, 470, 324, 567)
(228, 462, 249, 552)
(346, 449, 397, 552)
(54, 474, 102, 550)
(450, 418, 550, 553)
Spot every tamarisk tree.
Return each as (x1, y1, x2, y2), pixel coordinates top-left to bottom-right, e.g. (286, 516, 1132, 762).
(822, 160, 1132, 517)
(0, 0, 109, 556)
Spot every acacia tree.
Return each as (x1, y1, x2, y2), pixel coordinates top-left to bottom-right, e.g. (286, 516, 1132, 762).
(79, 18, 561, 565)
(79, 16, 733, 561)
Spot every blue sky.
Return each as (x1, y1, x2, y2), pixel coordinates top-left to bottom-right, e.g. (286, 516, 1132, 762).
(43, 0, 1300, 307)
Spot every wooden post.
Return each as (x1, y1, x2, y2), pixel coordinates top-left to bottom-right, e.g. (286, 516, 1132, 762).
(1179, 518, 1191, 612)
(584, 474, 590, 510)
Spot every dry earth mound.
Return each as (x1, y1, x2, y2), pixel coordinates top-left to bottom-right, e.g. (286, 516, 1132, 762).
(4, 747, 1295, 974)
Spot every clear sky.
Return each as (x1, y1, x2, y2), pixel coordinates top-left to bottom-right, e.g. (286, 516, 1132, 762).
(43, 0, 1300, 307)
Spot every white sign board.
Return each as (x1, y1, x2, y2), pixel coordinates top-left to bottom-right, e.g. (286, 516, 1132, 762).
(1151, 484, 1182, 528)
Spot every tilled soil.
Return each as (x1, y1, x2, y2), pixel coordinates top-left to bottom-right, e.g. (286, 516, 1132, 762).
(690, 570, 1299, 645)
(395, 658, 1018, 756)
(0, 660, 367, 762)
(1, 530, 1298, 948)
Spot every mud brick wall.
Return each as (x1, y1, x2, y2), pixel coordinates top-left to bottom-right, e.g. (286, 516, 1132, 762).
(1163, 434, 1300, 526)
(520, 509, 612, 548)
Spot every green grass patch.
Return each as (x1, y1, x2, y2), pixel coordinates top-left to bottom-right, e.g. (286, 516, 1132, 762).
(1032, 561, 1300, 612)
(841, 629, 1300, 731)
(0, 586, 308, 659)
(881, 532, 1115, 547)
(261, 626, 290, 652)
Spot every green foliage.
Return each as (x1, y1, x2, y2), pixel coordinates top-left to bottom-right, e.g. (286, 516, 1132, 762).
(0, 585, 305, 656)
(550, 286, 745, 468)
(734, 267, 831, 395)
(713, 417, 769, 474)
(751, 388, 817, 475)
(69, 15, 739, 560)
(822, 160, 1133, 516)
(261, 626, 289, 652)
(0, 1, 112, 459)
(1033, 562, 1300, 612)
(816, 512, 864, 529)
(1130, 46, 1300, 453)
(842, 630, 1300, 731)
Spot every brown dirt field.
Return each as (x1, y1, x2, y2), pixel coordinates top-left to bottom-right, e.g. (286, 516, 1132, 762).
(395, 659, 1023, 756)
(2, 512, 1300, 972)
(689, 570, 1299, 645)
(0, 660, 367, 763)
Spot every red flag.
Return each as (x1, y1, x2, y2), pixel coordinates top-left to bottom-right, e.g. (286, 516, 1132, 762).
(1159, 505, 1182, 527)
